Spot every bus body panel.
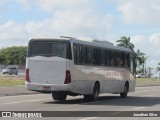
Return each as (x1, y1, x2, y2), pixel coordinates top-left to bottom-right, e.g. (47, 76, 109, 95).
(25, 82, 72, 92)
(70, 65, 135, 95)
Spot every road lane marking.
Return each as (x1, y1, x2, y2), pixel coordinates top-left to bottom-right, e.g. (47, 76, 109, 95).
(3, 99, 50, 105)
(136, 87, 160, 89)
(80, 117, 98, 120)
(112, 111, 123, 115)
(142, 94, 158, 97)
(135, 90, 150, 92)
(133, 107, 146, 110)
(81, 101, 102, 105)
(0, 94, 49, 99)
(135, 88, 160, 93)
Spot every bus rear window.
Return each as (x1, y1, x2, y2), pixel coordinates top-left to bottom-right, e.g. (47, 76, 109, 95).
(30, 42, 66, 58)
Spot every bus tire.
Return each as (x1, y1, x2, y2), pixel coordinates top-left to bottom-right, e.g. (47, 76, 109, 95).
(84, 83, 100, 101)
(52, 91, 67, 101)
(83, 95, 91, 101)
(120, 82, 129, 98)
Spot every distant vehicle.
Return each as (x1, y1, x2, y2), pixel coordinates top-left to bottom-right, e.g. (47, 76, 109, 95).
(25, 37, 136, 101)
(2, 66, 18, 75)
(136, 73, 147, 78)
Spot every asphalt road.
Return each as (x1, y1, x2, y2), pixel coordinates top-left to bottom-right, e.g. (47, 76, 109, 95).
(0, 86, 160, 120)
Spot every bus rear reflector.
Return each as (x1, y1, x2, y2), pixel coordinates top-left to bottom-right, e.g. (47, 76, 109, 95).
(64, 70, 71, 84)
(25, 68, 30, 82)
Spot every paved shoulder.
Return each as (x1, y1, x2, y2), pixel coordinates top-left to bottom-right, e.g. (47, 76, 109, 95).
(0, 86, 38, 97)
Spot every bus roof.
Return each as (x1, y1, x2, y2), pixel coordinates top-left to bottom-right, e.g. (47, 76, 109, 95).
(29, 37, 133, 53)
(69, 37, 132, 53)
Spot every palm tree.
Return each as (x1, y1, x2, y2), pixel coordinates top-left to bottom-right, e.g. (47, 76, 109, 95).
(116, 36, 135, 51)
(135, 49, 147, 73)
(136, 49, 145, 66)
(156, 63, 160, 79)
(147, 67, 153, 78)
(141, 56, 148, 73)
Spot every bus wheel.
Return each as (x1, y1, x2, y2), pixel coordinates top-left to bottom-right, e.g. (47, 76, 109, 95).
(83, 95, 91, 101)
(120, 83, 129, 98)
(52, 91, 67, 101)
(84, 83, 100, 101)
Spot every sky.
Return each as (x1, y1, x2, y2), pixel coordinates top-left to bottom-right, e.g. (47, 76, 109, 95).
(0, 0, 160, 74)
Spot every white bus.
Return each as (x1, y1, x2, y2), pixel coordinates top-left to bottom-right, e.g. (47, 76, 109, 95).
(25, 37, 136, 101)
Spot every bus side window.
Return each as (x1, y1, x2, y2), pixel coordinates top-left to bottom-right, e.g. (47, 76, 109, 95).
(120, 53, 126, 68)
(66, 41, 72, 60)
(127, 53, 130, 68)
(117, 52, 122, 67)
(123, 53, 128, 68)
(130, 53, 136, 75)
(97, 49, 100, 65)
(133, 57, 136, 75)
(93, 48, 97, 65)
(76, 45, 81, 64)
(87, 47, 94, 65)
(81, 46, 87, 64)
(120, 52, 125, 67)
(130, 57, 134, 74)
(98, 49, 105, 66)
(73, 45, 77, 64)
(97, 49, 103, 65)
(79, 46, 82, 64)
(111, 51, 115, 66)
(105, 50, 111, 66)
(115, 52, 120, 67)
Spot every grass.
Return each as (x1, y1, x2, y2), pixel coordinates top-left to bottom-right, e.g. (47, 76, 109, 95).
(0, 80, 25, 86)
(0, 75, 25, 86)
(136, 78, 160, 86)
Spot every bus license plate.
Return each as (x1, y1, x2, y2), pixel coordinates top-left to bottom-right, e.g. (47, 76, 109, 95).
(43, 86, 51, 91)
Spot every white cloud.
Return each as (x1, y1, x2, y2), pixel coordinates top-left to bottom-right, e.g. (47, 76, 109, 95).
(149, 33, 160, 44)
(0, 0, 6, 13)
(15, 0, 92, 12)
(35, 0, 89, 12)
(48, 10, 115, 39)
(0, 10, 115, 47)
(117, 0, 160, 26)
(7, 0, 108, 40)
(0, 21, 24, 40)
(131, 34, 160, 57)
(130, 34, 160, 70)
(131, 35, 146, 45)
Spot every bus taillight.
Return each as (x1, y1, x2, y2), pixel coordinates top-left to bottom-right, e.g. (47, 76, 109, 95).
(64, 70, 71, 84)
(25, 68, 30, 82)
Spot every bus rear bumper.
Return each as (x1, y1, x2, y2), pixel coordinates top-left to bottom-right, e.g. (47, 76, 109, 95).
(25, 82, 71, 92)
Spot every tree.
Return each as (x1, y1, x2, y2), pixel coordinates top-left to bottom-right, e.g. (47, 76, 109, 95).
(135, 49, 147, 74)
(116, 36, 148, 74)
(116, 36, 135, 51)
(136, 49, 145, 65)
(141, 56, 148, 74)
(0, 46, 27, 65)
(155, 63, 160, 79)
(147, 67, 153, 78)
